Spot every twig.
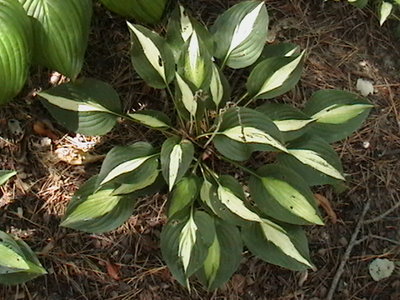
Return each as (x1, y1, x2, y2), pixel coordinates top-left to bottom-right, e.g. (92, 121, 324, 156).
(326, 198, 371, 300)
(368, 234, 400, 246)
(363, 201, 400, 224)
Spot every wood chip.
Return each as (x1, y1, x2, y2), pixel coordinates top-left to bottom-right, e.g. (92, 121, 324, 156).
(314, 193, 337, 224)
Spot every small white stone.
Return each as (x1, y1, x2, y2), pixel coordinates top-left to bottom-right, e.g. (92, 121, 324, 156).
(362, 141, 370, 149)
(356, 78, 374, 97)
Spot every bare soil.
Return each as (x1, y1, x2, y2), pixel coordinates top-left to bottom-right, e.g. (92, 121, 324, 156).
(1, 1, 400, 299)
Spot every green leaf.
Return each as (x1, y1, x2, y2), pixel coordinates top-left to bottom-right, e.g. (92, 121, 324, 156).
(177, 29, 212, 90)
(278, 135, 345, 186)
(168, 176, 200, 217)
(19, 0, 92, 79)
(161, 137, 195, 191)
(61, 176, 135, 233)
(348, 0, 368, 8)
(97, 142, 157, 186)
(0, 0, 31, 105)
(247, 51, 305, 99)
(112, 166, 159, 195)
(175, 73, 197, 116)
(242, 220, 313, 270)
(303, 90, 372, 143)
(128, 22, 175, 88)
(128, 110, 171, 128)
(249, 164, 323, 225)
(100, 0, 168, 24)
(39, 78, 122, 136)
(380, 2, 393, 25)
(0, 170, 17, 186)
(0, 231, 46, 285)
(259, 43, 300, 60)
(160, 210, 215, 287)
(197, 218, 243, 290)
(208, 64, 230, 109)
(211, 1, 269, 68)
(213, 107, 286, 161)
(257, 103, 313, 142)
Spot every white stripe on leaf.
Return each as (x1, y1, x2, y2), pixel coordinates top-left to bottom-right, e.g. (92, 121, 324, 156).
(168, 144, 183, 190)
(178, 214, 197, 272)
(176, 73, 197, 116)
(311, 104, 373, 124)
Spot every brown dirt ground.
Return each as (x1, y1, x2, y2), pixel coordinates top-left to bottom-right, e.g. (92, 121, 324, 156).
(1, 0, 400, 299)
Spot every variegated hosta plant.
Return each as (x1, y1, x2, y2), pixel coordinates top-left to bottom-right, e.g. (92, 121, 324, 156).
(38, 1, 372, 290)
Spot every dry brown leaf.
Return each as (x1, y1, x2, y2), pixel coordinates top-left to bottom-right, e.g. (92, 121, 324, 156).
(105, 261, 121, 281)
(33, 120, 59, 140)
(314, 193, 337, 224)
(55, 147, 104, 165)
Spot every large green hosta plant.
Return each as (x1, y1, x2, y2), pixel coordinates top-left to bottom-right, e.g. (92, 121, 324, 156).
(39, 1, 372, 290)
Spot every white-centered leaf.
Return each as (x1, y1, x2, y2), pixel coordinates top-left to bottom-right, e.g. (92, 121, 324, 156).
(0, 244, 29, 272)
(186, 31, 205, 88)
(221, 126, 288, 153)
(176, 73, 197, 116)
(178, 215, 198, 272)
(169, 144, 183, 190)
(100, 155, 154, 185)
(217, 185, 262, 222)
(273, 119, 313, 132)
(356, 78, 374, 96)
(127, 23, 166, 81)
(257, 51, 305, 96)
(288, 149, 345, 180)
(261, 177, 323, 224)
(203, 236, 220, 285)
(210, 64, 224, 107)
(311, 104, 373, 124)
(227, 2, 264, 56)
(128, 113, 169, 128)
(42, 94, 113, 113)
(369, 258, 395, 281)
(380, 2, 393, 26)
(260, 219, 313, 267)
(179, 5, 193, 41)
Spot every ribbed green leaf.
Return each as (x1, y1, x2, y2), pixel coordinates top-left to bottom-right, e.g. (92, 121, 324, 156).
(259, 43, 300, 60)
(196, 218, 243, 290)
(242, 220, 313, 270)
(249, 164, 323, 225)
(175, 73, 197, 116)
(0, 170, 17, 186)
(39, 78, 122, 136)
(303, 90, 372, 143)
(211, 1, 269, 68)
(0, 231, 46, 285)
(168, 176, 200, 217)
(0, 0, 31, 105)
(19, 0, 91, 79)
(128, 22, 175, 88)
(247, 52, 305, 99)
(161, 137, 194, 191)
(101, 0, 168, 24)
(213, 107, 285, 161)
(128, 110, 171, 128)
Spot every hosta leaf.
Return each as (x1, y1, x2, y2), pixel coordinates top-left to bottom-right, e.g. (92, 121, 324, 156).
(259, 43, 300, 60)
(112, 166, 159, 195)
(128, 22, 175, 88)
(0, 170, 17, 186)
(168, 176, 200, 217)
(160, 210, 215, 287)
(0, 231, 46, 285)
(211, 1, 269, 68)
(242, 220, 313, 270)
(257, 103, 313, 142)
(249, 164, 323, 225)
(178, 30, 212, 90)
(61, 176, 135, 233)
(100, 0, 168, 24)
(214, 107, 286, 161)
(0, 0, 31, 105)
(348, 0, 368, 8)
(161, 137, 194, 191)
(303, 90, 372, 143)
(19, 0, 92, 79)
(380, 2, 393, 25)
(209, 64, 229, 108)
(96, 142, 157, 187)
(39, 78, 122, 136)
(128, 110, 171, 128)
(278, 135, 345, 186)
(175, 73, 197, 116)
(247, 51, 305, 99)
(197, 218, 243, 290)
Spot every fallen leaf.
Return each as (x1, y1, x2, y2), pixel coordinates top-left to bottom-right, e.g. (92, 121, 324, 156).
(314, 193, 337, 224)
(33, 120, 59, 140)
(356, 78, 374, 97)
(369, 258, 395, 281)
(105, 261, 121, 281)
(55, 147, 105, 165)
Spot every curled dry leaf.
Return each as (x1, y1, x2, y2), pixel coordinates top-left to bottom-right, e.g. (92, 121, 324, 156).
(314, 193, 337, 224)
(55, 147, 105, 165)
(105, 261, 121, 281)
(33, 120, 59, 140)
